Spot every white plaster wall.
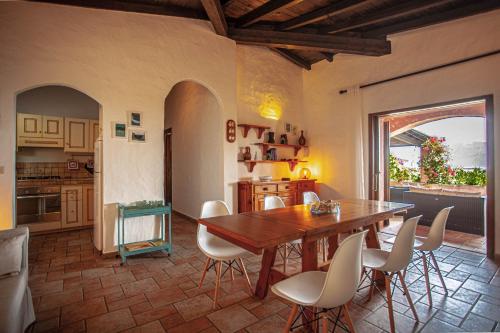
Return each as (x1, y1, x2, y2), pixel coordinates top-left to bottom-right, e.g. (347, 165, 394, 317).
(164, 81, 225, 219)
(236, 46, 309, 180)
(303, 10, 500, 254)
(0, 2, 238, 232)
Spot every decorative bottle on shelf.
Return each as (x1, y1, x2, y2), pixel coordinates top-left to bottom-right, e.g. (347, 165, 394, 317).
(268, 131, 275, 143)
(243, 146, 252, 160)
(298, 130, 306, 146)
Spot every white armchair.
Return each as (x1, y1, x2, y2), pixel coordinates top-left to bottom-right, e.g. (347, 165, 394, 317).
(0, 227, 35, 333)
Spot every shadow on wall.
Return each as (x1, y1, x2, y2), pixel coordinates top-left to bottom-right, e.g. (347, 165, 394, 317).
(164, 80, 225, 219)
(317, 183, 344, 200)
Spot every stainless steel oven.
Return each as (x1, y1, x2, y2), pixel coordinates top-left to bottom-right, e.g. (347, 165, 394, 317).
(16, 186, 61, 225)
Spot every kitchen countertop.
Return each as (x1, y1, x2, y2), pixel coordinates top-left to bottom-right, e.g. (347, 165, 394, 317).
(16, 178, 94, 187)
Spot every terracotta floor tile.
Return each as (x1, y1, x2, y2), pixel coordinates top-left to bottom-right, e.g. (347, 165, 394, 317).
(207, 304, 259, 333)
(84, 285, 122, 300)
(100, 271, 136, 288)
(130, 301, 153, 315)
(123, 277, 160, 297)
(173, 294, 215, 321)
(86, 308, 136, 333)
(30, 279, 64, 297)
(133, 304, 177, 326)
(122, 320, 166, 333)
(27, 217, 499, 333)
(60, 296, 108, 325)
(167, 317, 213, 333)
(159, 313, 185, 330)
(38, 288, 83, 311)
(107, 293, 147, 312)
(146, 287, 187, 308)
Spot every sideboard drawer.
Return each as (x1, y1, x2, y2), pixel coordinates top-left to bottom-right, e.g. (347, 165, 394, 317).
(298, 181, 315, 191)
(255, 184, 277, 194)
(278, 183, 297, 192)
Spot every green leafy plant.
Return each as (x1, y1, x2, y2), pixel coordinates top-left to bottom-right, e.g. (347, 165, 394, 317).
(419, 137, 454, 184)
(454, 167, 487, 186)
(389, 154, 420, 183)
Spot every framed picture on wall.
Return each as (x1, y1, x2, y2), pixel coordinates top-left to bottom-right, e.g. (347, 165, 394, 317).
(129, 129, 147, 143)
(111, 122, 127, 139)
(128, 111, 142, 127)
(285, 122, 292, 133)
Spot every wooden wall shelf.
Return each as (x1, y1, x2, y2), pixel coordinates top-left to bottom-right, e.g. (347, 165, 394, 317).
(238, 124, 271, 139)
(238, 160, 307, 172)
(253, 143, 308, 157)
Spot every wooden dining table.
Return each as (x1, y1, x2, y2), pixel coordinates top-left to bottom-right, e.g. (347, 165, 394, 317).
(198, 198, 414, 299)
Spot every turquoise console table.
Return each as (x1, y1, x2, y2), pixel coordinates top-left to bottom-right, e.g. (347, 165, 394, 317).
(117, 202, 172, 264)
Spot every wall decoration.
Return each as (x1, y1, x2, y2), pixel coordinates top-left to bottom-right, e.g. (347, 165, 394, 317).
(111, 122, 127, 138)
(285, 123, 292, 133)
(129, 129, 147, 143)
(298, 130, 306, 146)
(226, 119, 236, 143)
(128, 111, 142, 127)
(67, 159, 79, 170)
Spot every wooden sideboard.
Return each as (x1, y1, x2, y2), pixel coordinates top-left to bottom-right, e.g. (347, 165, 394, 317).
(238, 179, 316, 213)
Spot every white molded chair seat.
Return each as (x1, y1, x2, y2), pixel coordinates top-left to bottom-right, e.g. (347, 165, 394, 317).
(272, 231, 368, 332)
(361, 216, 421, 333)
(303, 191, 320, 205)
(272, 271, 327, 305)
(198, 200, 253, 308)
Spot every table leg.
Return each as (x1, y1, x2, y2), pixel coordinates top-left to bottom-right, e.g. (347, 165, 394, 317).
(255, 246, 278, 299)
(327, 234, 339, 260)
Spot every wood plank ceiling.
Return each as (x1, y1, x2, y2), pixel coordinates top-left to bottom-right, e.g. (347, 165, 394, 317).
(30, 0, 500, 70)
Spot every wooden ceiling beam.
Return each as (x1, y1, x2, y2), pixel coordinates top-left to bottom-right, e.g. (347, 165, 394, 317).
(201, 0, 228, 36)
(319, 0, 453, 34)
(271, 48, 312, 70)
(365, 0, 500, 37)
(29, 0, 207, 19)
(236, 0, 302, 28)
(229, 28, 391, 56)
(278, 0, 368, 31)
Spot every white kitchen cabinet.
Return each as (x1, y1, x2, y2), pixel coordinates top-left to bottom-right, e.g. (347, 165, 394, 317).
(61, 185, 83, 228)
(64, 117, 90, 152)
(17, 113, 64, 148)
(42, 115, 64, 139)
(82, 184, 94, 226)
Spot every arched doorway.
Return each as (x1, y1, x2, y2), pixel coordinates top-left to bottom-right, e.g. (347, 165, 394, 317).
(164, 81, 224, 219)
(15, 85, 102, 246)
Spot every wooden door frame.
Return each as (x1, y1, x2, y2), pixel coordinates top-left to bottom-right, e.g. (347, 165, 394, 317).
(164, 128, 172, 206)
(368, 95, 495, 259)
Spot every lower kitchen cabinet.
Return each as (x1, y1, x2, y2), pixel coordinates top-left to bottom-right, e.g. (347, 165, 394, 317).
(82, 184, 94, 226)
(61, 185, 83, 228)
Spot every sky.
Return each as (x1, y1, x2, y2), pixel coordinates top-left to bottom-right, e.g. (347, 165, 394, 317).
(391, 117, 486, 169)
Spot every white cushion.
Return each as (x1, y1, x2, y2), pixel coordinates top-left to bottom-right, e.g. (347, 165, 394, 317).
(0, 235, 24, 278)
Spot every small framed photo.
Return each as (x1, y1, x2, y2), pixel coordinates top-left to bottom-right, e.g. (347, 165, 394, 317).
(285, 122, 292, 133)
(128, 111, 142, 127)
(111, 122, 127, 138)
(129, 129, 147, 143)
(67, 159, 79, 170)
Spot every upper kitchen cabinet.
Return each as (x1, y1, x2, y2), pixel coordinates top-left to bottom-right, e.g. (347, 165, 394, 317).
(64, 117, 90, 153)
(17, 113, 64, 148)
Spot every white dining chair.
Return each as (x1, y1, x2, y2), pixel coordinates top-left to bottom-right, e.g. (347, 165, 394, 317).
(361, 216, 421, 333)
(411, 206, 454, 306)
(272, 230, 368, 333)
(198, 200, 253, 308)
(264, 196, 301, 272)
(302, 191, 328, 262)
